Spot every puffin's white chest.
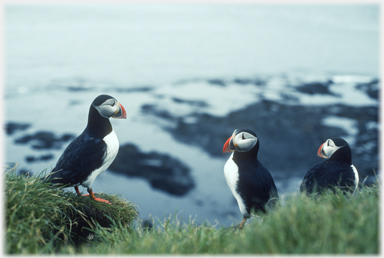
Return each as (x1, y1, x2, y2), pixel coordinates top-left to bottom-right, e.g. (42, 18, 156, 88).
(351, 164, 359, 194)
(82, 130, 119, 188)
(224, 153, 248, 216)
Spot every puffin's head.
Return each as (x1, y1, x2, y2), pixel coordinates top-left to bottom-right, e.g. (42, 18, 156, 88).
(92, 94, 127, 119)
(223, 129, 258, 153)
(317, 137, 351, 161)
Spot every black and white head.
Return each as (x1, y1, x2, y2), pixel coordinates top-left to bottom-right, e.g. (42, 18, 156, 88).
(317, 137, 352, 164)
(92, 94, 127, 119)
(223, 129, 259, 153)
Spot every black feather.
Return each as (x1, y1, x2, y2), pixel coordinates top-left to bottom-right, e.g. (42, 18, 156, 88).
(44, 129, 107, 186)
(300, 159, 357, 194)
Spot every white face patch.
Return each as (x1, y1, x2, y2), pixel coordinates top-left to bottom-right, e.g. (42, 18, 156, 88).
(321, 139, 342, 158)
(94, 98, 120, 118)
(233, 132, 257, 152)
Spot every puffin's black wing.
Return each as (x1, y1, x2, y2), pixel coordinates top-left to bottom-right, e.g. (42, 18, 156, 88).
(238, 161, 278, 213)
(300, 160, 355, 194)
(300, 162, 321, 193)
(44, 132, 106, 186)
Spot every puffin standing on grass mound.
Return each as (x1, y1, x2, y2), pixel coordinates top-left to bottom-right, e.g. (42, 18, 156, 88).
(300, 137, 359, 195)
(44, 94, 127, 204)
(223, 129, 279, 228)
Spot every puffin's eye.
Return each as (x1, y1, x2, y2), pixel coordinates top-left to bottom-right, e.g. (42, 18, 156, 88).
(242, 133, 245, 140)
(111, 101, 115, 107)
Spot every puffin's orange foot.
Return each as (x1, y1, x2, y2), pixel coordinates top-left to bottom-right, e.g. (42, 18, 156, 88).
(92, 197, 111, 204)
(239, 218, 247, 229)
(83, 194, 111, 204)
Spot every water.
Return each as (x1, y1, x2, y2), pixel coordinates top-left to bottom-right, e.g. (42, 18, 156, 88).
(5, 4, 379, 96)
(4, 4, 379, 226)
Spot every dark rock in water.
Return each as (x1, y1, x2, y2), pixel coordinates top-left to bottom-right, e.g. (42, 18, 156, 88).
(171, 97, 208, 107)
(68, 86, 92, 92)
(296, 81, 335, 95)
(141, 104, 176, 121)
(162, 100, 339, 175)
(233, 78, 254, 85)
(25, 154, 54, 163)
(69, 100, 83, 106)
(25, 156, 36, 163)
(5, 122, 31, 135)
(109, 144, 194, 196)
(14, 131, 76, 150)
(116, 86, 154, 93)
(208, 79, 226, 87)
(356, 79, 379, 100)
(18, 168, 33, 177)
(141, 79, 378, 187)
(60, 134, 75, 142)
(232, 77, 268, 86)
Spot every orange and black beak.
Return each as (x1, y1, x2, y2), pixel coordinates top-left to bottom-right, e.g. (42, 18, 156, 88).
(223, 130, 238, 153)
(317, 142, 327, 158)
(112, 103, 127, 119)
(223, 136, 233, 153)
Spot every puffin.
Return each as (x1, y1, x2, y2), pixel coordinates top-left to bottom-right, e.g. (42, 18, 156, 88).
(43, 94, 127, 204)
(300, 137, 359, 195)
(223, 129, 279, 228)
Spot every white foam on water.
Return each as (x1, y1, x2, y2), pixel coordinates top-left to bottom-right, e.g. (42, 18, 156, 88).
(321, 116, 358, 146)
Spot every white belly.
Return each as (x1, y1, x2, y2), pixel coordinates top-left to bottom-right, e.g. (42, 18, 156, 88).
(224, 153, 248, 217)
(351, 164, 359, 194)
(82, 130, 119, 188)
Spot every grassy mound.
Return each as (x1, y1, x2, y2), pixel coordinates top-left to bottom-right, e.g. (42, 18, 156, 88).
(75, 183, 379, 255)
(5, 165, 379, 254)
(5, 165, 139, 254)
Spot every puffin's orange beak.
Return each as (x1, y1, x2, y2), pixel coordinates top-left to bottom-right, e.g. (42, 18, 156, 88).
(112, 103, 127, 119)
(317, 143, 327, 158)
(223, 136, 233, 153)
(119, 103, 127, 119)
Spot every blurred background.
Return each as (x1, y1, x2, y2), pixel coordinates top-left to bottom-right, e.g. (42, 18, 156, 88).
(4, 3, 379, 226)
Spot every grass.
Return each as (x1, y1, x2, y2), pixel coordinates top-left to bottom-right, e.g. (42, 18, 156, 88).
(5, 165, 139, 254)
(5, 165, 379, 255)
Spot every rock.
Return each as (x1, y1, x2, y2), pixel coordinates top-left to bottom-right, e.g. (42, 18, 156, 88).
(171, 97, 208, 107)
(356, 79, 379, 100)
(5, 122, 31, 135)
(232, 77, 267, 86)
(25, 154, 54, 163)
(296, 81, 335, 95)
(116, 86, 154, 93)
(141, 104, 176, 120)
(109, 144, 195, 196)
(233, 78, 254, 85)
(207, 79, 226, 87)
(14, 131, 76, 150)
(67, 86, 92, 92)
(141, 78, 378, 186)
(18, 168, 33, 177)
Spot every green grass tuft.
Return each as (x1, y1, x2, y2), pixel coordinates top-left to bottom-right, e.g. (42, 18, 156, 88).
(5, 165, 139, 254)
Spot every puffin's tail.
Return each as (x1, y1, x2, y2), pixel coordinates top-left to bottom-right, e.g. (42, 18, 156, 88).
(40, 170, 67, 187)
